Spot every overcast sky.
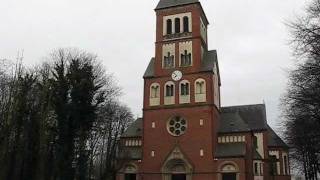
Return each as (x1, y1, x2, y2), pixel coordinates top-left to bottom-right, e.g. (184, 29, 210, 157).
(0, 0, 308, 129)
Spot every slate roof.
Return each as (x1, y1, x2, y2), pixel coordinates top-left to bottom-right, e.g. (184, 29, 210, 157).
(268, 125, 288, 149)
(215, 143, 246, 158)
(121, 118, 143, 138)
(220, 104, 268, 132)
(155, 0, 199, 10)
(143, 50, 219, 79)
(219, 112, 250, 133)
(143, 58, 155, 78)
(120, 107, 288, 160)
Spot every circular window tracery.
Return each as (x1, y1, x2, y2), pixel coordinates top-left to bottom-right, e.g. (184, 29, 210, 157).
(167, 116, 187, 136)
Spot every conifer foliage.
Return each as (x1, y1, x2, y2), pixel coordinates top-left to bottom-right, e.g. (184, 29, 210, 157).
(0, 48, 133, 180)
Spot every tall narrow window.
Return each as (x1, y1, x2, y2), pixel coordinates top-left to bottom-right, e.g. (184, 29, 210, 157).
(253, 136, 258, 149)
(180, 83, 189, 96)
(269, 155, 278, 175)
(164, 52, 174, 68)
(166, 19, 172, 35)
(183, 16, 189, 32)
(195, 79, 206, 103)
(196, 81, 205, 94)
(166, 84, 174, 96)
(150, 85, 159, 98)
(175, 18, 180, 33)
(254, 163, 258, 175)
(181, 50, 192, 66)
(150, 83, 160, 106)
(284, 156, 288, 175)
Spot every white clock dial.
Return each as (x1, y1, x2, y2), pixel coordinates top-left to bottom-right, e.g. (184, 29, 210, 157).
(171, 70, 182, 81)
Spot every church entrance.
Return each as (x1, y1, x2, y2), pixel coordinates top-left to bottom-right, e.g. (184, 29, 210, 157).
(172, 174, 186, 180)
(222, 173, 236, 180)
(124, 174, 136, 180)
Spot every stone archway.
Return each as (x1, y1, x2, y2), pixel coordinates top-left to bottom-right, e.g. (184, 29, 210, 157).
(161, 147, 193, 180)
(162, 159, 192, 180)
(217, 161, 240, 180)
(123, 163, 137, 180)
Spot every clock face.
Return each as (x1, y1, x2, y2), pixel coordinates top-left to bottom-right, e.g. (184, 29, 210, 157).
(171, 70, 182, 81)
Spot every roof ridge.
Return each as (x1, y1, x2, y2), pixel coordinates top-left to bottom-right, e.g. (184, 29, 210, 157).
(155, 0, 199, 10)
(222, 104, 265, 109)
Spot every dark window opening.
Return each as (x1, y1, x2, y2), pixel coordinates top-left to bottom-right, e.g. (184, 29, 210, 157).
(167, 19, 172, 34)
(253, 136, 258, 149)
(181, 83, 189, 96)
(222, 173, 236, 180)
(183, 16, 189, 32)
(284, 156, 288, 175)
(164, 52, 174, 68)
(254, 163, 258, 175)
(269, 155, 278, 176)
(175, 18, 181, 33)
(181, 50, 192, 66)
(166, 85, 174, 97)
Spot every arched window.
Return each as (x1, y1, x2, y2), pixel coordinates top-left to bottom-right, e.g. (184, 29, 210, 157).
(183, 16, 189, 32)
(166, 19, 172, 35)
(175, 18, 181, 33)
(195, 79, 206, 103)
(164, 52, 174, 68)
(166, 84, 174, 97)
(180, 82, 190, 96)
(179, 80, 190, 104)
(150, 83, 160, 98)
(164, 81, 175, 105)
(150, 83, 160, 106)
(124, 164, 137, 180)
(181, 50, 192, 66)
(219, 163, 239, 180)
(195, 79, 206, 94)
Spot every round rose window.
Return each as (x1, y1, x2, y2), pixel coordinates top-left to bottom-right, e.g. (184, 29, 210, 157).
(167, 116, 187, 136)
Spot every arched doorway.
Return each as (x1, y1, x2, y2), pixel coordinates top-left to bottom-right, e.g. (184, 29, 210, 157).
(123, 164, 137, 180)
(171, 164, 187, 180)
(218, 162, 239, 180)
(162, 159, 192, 180)
(161, 146, 193, 180)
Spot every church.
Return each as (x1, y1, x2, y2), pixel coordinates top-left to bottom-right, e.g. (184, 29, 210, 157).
(117, 0, 291, 180)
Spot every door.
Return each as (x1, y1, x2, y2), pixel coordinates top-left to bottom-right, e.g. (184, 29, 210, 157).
(222, 173, 236, 180)
(172, 174, 186, 180)
(125, 174, 136, 180)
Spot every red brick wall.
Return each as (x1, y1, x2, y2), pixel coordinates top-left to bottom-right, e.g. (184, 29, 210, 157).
(141, 105, 219, 172)
(154, 4, 208, 77)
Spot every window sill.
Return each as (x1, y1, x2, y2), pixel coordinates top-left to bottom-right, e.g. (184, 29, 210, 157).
(179, 95, 190, 104)
(180, 65, 192, 67)
(164, 96, 175, 105)
(150, 98, 160, 106)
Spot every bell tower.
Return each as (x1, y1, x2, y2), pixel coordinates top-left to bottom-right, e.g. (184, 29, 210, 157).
(141, 0, 221, 179)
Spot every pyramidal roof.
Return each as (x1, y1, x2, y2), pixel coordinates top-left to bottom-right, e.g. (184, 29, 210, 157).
(155, 0, 199, 10)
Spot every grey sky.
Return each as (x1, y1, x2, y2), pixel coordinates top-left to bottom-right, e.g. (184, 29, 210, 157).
(0, 0, 307, 128)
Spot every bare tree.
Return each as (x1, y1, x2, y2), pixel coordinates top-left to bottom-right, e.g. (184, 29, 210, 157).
(282, 0, 320, 179)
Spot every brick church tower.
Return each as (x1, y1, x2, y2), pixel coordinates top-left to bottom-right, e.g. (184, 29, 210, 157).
(117, 1, 291, 180)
